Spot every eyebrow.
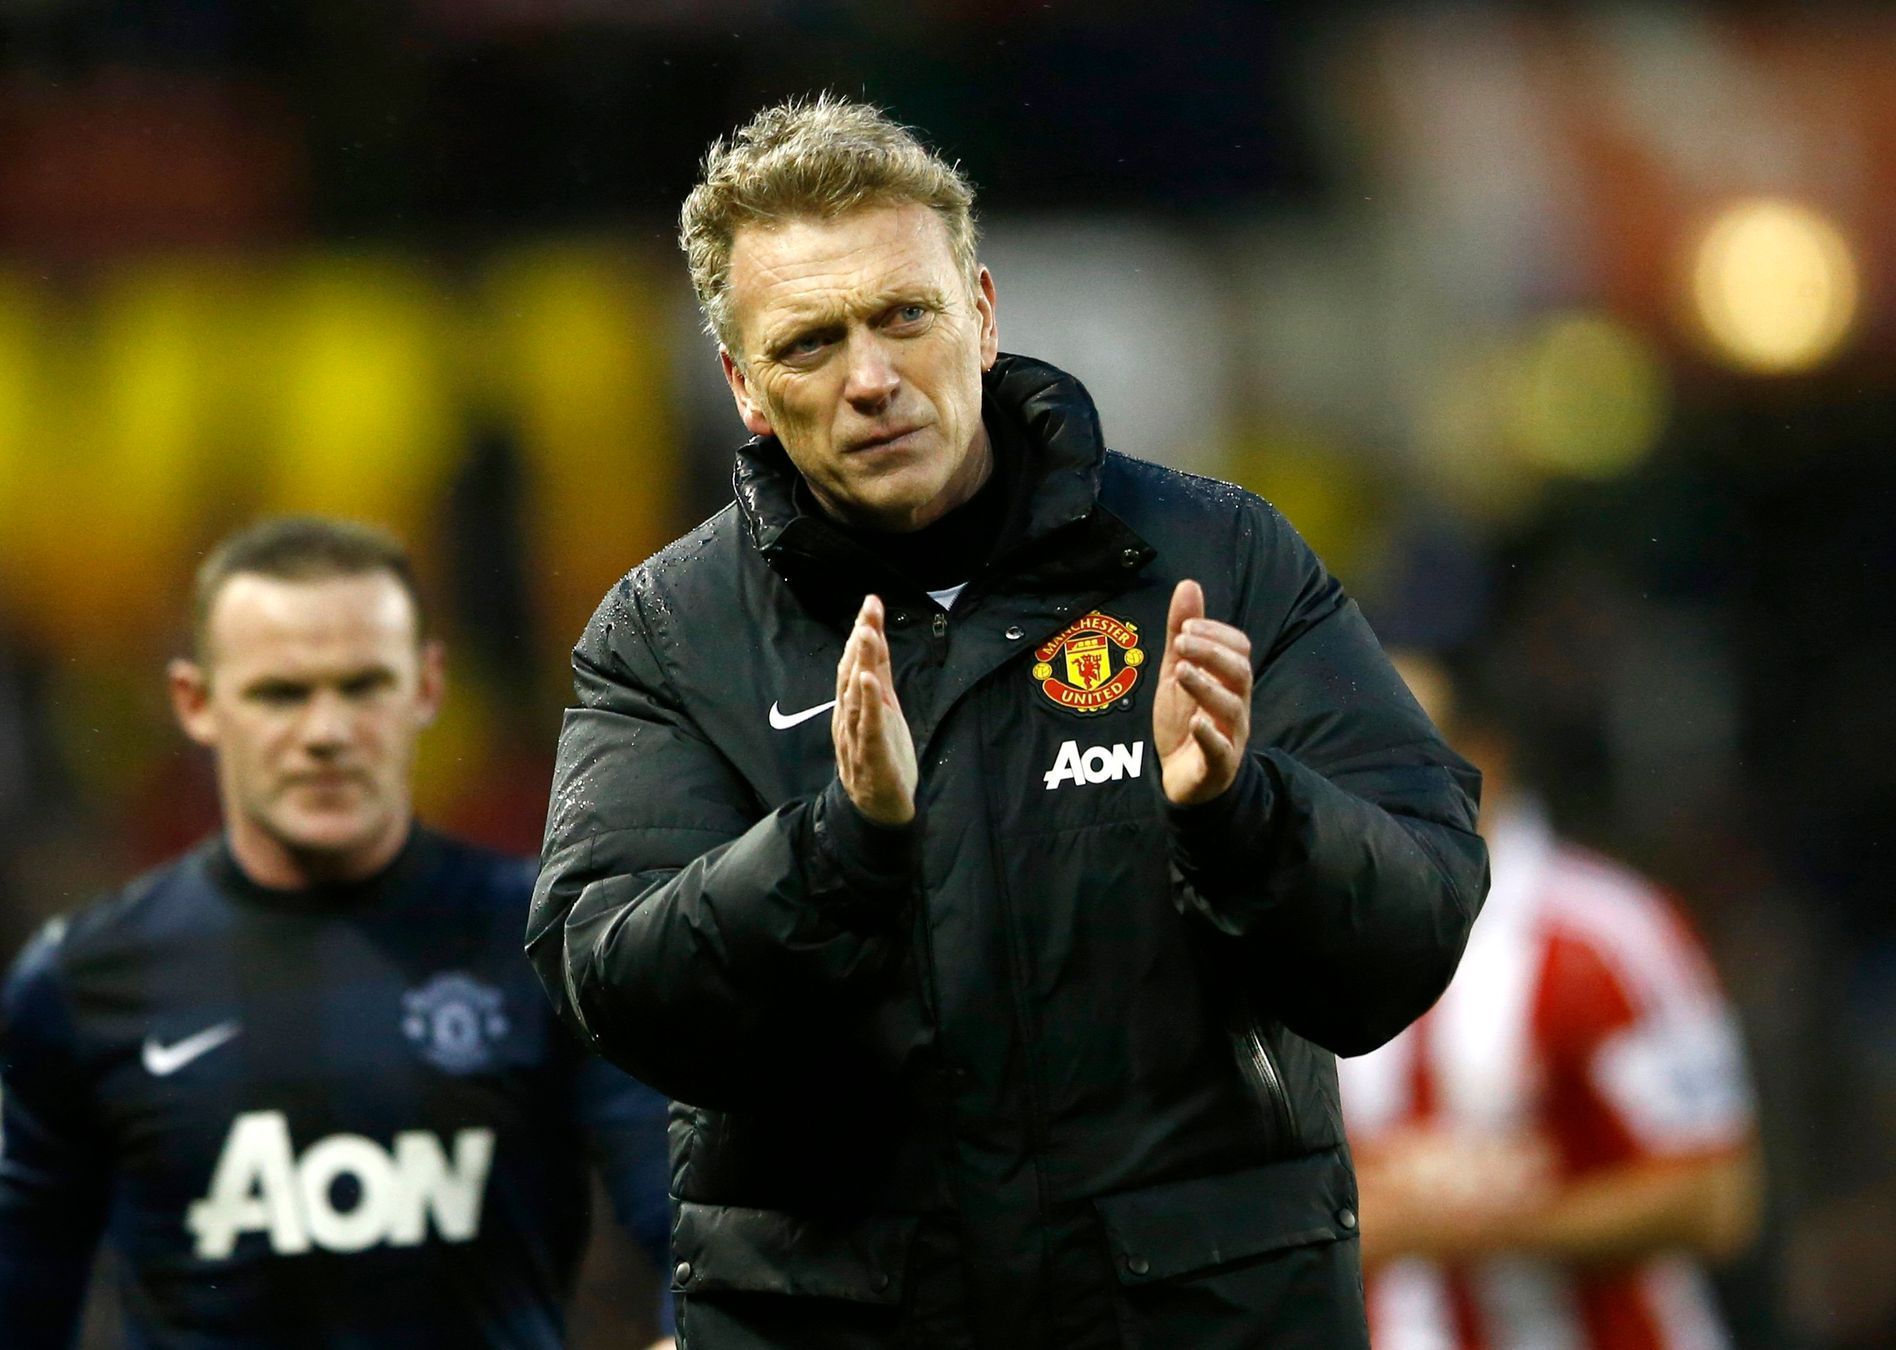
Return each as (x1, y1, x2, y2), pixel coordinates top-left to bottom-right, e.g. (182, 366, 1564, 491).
(240, 672, 305, 690)
(760, 284, 948, 351)
(239, 666, 397, 697)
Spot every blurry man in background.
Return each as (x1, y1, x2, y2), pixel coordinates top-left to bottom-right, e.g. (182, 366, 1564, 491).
(1340, 650, 1761, 1349)
(0, 517, 673, 1348)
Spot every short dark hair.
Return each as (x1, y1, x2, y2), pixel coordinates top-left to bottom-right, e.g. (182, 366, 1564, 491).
(191, 516, 425, 660)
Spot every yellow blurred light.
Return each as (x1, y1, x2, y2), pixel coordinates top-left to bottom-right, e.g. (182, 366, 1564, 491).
(0, 273, 37, 548)
(1414, 339, 1546, 524)
(0, 245, 682, 664)
(1505, 313, 1668, 480)
(1223, 427, 1374, 575)
(411, 658, 498, 818)
(263, 257, 457, 534)
(484, 242, 678, 661)
(1691, 198, 1859, 374)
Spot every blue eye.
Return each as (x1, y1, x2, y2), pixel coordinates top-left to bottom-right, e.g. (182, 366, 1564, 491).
(778, 330, 834, 362)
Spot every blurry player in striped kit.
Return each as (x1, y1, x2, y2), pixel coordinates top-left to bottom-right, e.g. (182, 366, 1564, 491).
(1340, 651, 1762, 1350)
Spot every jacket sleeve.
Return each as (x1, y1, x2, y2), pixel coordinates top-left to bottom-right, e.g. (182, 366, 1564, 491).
(1164, 503, 1488, 1057)
(527, 577, 916, 1110)
(0, 923, 107, 1348)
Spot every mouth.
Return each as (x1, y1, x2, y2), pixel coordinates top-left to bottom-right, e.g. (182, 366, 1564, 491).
(284, 772, 367, 795)
(848, 425, 927, 454)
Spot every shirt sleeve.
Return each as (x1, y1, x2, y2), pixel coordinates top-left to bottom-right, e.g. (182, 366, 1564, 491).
(1534, 895, 1755, 1170)
(571, 1051, 676, 1335)
(0, 919, 109, 1348)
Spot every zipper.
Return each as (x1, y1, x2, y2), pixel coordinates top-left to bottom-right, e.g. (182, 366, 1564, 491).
(1235, 1019, 1298, 1156)
(931, 611, 948, 638)
(971, 681, 1059, 1252)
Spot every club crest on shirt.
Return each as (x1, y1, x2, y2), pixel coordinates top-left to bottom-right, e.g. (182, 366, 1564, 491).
(1031, 611, 1144, 715)
(402, 972, 510, 1075)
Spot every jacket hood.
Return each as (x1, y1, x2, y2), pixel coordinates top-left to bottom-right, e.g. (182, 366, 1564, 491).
(730, 353, 1117, 587)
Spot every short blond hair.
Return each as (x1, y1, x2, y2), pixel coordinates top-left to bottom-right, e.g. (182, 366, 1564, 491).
(679, 94, 979, 356)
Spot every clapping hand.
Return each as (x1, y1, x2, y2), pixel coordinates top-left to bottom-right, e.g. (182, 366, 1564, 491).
(833, 595, 918, 825)
(1153, 580, 1253, 806)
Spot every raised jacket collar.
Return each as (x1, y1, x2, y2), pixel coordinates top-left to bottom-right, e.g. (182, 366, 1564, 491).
(730, 353, 1152, 610)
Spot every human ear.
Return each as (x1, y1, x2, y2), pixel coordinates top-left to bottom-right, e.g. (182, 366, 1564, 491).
(974, 266, 998, 370)
(168, 658, 218, 748)
(415, 640, 447, 727)
(720, 349, 774, 438)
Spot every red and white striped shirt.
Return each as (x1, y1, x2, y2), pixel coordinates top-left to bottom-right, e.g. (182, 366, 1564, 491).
(1339, 803, 1754, 1350)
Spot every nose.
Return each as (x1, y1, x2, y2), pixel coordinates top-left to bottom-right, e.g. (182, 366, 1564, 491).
(299, 689, 352, 756)
(841, 332, 899, 413)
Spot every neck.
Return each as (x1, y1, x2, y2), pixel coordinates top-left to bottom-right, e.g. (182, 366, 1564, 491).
(926, 423, 996, 529)
(224, 812, 412, 890)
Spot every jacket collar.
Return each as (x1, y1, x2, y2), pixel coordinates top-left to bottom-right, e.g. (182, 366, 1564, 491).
(731, 352, 1153, 604)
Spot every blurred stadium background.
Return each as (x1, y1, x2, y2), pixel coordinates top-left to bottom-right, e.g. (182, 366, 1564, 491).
(1, 2, 1890, 1346)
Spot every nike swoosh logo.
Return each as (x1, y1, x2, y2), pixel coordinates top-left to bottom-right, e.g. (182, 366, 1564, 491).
(768, 698, 838, 730)
(142, 1021, 242, 1077)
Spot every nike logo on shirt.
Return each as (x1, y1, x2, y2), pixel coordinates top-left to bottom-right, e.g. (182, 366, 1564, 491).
(143, 1021, 242, 1077)
(768, 698, 838, 730)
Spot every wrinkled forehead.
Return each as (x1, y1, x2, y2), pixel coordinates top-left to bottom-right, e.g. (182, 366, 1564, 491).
(727, 205, 966, 339)
(203, 572, 420, 673)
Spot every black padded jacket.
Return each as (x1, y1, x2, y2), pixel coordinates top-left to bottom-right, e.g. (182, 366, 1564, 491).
(528, 353, 1488, 1349)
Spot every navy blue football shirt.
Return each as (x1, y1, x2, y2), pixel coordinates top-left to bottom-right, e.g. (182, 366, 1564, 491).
(0, 827, 672, 1348)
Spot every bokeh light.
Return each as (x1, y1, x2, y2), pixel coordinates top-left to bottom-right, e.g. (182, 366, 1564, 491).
(1505, 312, 1669, 480)
(1691, 197, 1860, 375)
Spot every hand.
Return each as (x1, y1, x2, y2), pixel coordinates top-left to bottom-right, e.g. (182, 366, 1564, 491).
(1354, 1129, 1555, 1266)
(834, 595, 918, 825)
(1153, 579, 1253, 806)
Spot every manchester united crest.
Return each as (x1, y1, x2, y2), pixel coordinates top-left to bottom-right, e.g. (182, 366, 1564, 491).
(1031, 611, 1144, 714)
(402, 972, 510, 1075)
